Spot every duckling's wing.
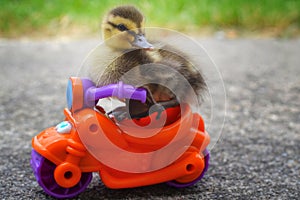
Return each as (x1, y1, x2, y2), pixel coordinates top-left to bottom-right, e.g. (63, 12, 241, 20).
(145, 41, 207, 103)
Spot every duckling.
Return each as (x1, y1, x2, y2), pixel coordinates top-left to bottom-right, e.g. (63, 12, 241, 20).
(89, 5, 206, 117)
(89, 6, 153, 87)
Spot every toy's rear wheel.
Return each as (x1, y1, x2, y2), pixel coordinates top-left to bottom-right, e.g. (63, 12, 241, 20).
(30, 150, 92, 199)
(166, 149, 210, 188)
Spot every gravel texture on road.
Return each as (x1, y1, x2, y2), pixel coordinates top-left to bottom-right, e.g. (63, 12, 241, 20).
(0, 38, 299, 199)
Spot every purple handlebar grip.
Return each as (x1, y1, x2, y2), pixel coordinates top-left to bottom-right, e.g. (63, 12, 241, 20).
(116, 82, 147, 103)
(84, 81, 147, 106)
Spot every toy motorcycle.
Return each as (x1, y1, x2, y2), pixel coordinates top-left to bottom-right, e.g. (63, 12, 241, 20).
(31, 77, 210, 199)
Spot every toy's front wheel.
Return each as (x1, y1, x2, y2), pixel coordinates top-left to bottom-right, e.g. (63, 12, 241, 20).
(30, 150, 92, 199)
(166, 149, 210, 188)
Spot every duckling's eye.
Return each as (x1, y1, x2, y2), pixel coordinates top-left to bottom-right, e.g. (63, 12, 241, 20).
(117, 24, 128, 31)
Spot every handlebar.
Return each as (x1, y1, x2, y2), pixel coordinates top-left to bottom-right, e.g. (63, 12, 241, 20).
(84, 81, 147, 106)
(67, 77, 181, 120)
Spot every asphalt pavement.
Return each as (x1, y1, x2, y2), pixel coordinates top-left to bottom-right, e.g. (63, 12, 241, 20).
(0, 37, 299, 199)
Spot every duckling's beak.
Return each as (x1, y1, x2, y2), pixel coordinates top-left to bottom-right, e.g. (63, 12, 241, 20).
(131, 33, 154, 50)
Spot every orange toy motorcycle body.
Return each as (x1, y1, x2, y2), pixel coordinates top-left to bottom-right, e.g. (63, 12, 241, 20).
(31, 77, 210, 199)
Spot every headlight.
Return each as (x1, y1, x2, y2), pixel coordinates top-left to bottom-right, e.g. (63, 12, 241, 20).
(66, 79, 73, 110)
(56, 121, 72, 134)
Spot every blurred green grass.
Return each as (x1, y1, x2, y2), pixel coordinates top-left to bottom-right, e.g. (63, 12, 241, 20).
(1, 0, 299, 38)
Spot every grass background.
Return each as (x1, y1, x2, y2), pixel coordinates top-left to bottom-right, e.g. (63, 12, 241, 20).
(1, 0, 300, 38)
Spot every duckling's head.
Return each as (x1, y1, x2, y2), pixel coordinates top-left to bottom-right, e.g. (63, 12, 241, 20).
(102, 6, 153, 50)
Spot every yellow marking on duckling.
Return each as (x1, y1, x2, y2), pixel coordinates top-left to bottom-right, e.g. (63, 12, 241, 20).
(107, 15, 140, 33)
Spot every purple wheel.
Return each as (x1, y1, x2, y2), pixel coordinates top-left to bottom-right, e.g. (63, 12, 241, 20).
(166, 149, 210, 188)
(30, 149, 92, 199)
